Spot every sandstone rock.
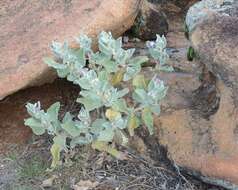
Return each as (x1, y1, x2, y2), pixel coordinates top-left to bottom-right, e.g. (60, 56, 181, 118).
(130, 0, 168, 40)
(154, 69, 238, 189)
(152, 1, 238, 189)
(186, 0, 238, 97)
(0, 0, 141, 100)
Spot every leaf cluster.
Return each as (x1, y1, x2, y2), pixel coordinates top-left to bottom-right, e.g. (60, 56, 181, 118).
(25, 32, 172, 167)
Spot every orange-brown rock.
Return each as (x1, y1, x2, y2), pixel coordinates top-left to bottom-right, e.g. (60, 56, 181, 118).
(155, 73, 238, 189)
(152, 1, 238, 188)
(0, 0, 141, 100)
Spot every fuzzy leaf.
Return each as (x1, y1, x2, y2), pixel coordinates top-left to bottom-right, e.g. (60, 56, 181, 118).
(142, 107, 154, 135)
(97, 127, 114, 142)
(75, 34, 92, 53)
(91, 119, 107, 134)
(110, 70, 124, 86)
(50, 143, 61, 168)
(62, 114, 83, 137)
(112, 99, 129, 114)
(123, 63, 141, 81)
(24, 118, 45, 135)
(77, 97, 102, 111)
(128, 56, 148, 65)
(132, 89, 148, 104)
(116, 88, 129, 98)
(43, 57, 66, 70)
(112, 117, 127, 129)
(101, 59, 118, 73)
(132, 74, 147, 89)
(70, 134, 93, 148)
(53, 135, 66, 149)
(105, 109, 121, 121)
(91, 141, 125, 160)
(46, 102, 60, 122)
(127, 113, 139, 136)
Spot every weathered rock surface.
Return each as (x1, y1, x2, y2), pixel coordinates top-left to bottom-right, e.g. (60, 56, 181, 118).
(186, 0, 238, 93)
(130, 1, 168, 40)
(151, 0, 238, 189)
(0, 0, 141, 100)
(155, 74, 238, 189)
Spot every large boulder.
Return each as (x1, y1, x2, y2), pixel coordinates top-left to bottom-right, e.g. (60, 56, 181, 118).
(0, 0, 141, 100)
(186, 0, 238, 93)
(152, 0, 238, 189)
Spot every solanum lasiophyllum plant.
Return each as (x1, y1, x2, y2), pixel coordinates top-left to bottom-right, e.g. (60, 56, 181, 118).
(25, 31, 172, 168)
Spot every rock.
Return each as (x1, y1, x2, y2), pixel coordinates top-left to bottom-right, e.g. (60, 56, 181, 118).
(0, 0, 141, 100)
(152, 1, 238, 189)
(149, 0, 199, 11)
(186, 0, 238, 32)
(154, 71, 238, 189)
(186, 0, 238, 96)
(130, 0, 168, 40)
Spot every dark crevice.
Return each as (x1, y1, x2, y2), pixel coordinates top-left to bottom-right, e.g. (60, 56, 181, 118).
(190, 65, 220, 120)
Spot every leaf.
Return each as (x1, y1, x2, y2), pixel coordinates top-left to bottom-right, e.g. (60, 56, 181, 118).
(91, 119, 107, 134)
(123, 63, 141, 81)
(78, 108, 90, 122)
(97, 126, 114, 142)
(74, 48, 86, 69)
(101, 59, 118, 73)
(91, 141, 126, 160)
(127, 113, 139, 136)
(77, 97, 102, 111)
(147, 35, 169, 65)
(50, 143, 61, 168)
(112, 117, 127, 129)
(128, 56, 149, 65)
(47, 102, 60, 122)
(24, 118, 45, 135)
(76, 70, 97, 90)
(115, 48, 135, 65)
(98, 70, 109, 81)
(53, 135, 66, 149)
(110, 70, 124, 86)
(142, 107, 154, 135)
(70, 134, 93, 148)
(105, 109, 121, 121)
(116, 88, 129, 98)
(62, 114, 82, 137)
(132, 89, 148, 104)
(187, 46, 196, 61)
(132, 74, 147, 89)
(75, 34, 92, 53)
(147, 76, 168, 101)
(112, 98, 129, 114)
(43, 57, 66, 70)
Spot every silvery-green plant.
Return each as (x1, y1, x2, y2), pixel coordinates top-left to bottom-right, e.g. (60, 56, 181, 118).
(25, 32, 172, 168)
